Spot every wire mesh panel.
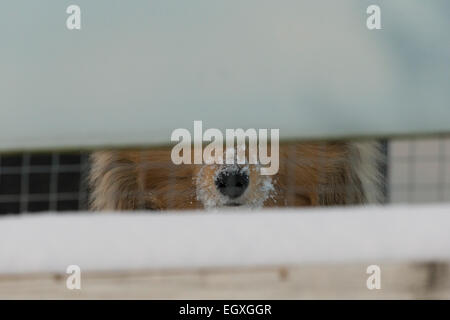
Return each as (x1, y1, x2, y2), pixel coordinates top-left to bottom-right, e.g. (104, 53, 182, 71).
(389, 136, 450, 203)
(0, 153, 89, 214)
(0, 136, 448, 215)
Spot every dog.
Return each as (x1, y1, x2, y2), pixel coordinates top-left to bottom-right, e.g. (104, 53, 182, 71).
(89, 141, 384, 210)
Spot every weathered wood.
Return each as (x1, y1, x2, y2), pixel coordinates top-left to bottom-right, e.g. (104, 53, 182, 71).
(1, 263, 449, 299)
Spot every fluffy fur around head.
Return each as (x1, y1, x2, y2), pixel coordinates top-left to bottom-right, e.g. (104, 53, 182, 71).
(89, 141, 384, 211)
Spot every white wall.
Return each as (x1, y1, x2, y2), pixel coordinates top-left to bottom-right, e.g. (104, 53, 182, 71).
(0, 1, 449, 151)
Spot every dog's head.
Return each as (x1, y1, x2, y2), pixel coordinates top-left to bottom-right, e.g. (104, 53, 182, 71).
(89, 142, 383, 210)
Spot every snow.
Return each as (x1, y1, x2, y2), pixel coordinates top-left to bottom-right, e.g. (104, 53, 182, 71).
(0, 204, 450, 274)
(195, 148, 275, 208)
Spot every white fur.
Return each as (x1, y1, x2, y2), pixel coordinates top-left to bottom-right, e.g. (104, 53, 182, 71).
(350, 141, 385, 204)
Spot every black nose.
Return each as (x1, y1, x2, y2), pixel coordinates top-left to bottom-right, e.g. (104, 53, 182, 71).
(215, 168, 249, 199)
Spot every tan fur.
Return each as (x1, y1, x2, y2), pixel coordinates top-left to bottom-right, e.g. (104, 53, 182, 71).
(89, 142, 384, 211)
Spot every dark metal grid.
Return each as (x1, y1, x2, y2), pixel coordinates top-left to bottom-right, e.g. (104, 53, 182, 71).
(0, 153, 89, 214)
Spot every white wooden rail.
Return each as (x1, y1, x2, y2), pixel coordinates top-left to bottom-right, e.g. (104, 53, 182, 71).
(0, 205, 449, 298)
(1, 205, 450, 274)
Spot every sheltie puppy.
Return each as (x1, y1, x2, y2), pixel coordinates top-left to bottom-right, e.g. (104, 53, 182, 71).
(89, 141, 384, 210)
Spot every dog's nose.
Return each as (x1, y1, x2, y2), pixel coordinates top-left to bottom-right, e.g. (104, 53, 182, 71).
(215, 168, 249, 199)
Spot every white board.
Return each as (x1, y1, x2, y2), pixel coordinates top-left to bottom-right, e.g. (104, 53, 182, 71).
(1, 1, 449, 151)
(1, 205, 450, 274)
